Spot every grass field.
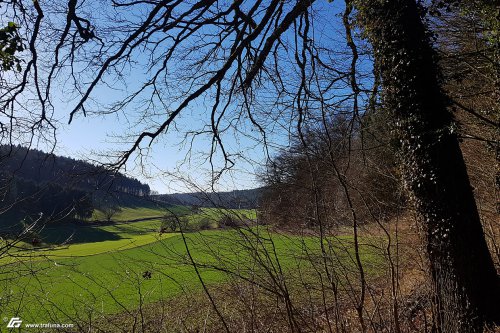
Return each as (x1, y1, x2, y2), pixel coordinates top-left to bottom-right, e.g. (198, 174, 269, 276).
(91, 205, 186, 222)
(1, 207, 257, 261)
(0, 206, 382, 326)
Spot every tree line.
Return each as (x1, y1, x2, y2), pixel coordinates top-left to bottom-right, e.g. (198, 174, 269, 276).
(0, 145, 151, 227)
(259, 111, 400, 230)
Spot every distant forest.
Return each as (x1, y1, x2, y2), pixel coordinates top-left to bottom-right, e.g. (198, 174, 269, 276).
(156, 188, 262, 209)
(0, 145, 151, 225)
(0, 146, 261, 228)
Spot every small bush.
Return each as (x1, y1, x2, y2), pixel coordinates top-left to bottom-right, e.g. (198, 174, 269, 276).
(197, 217, 212, 230)
(161, 214, 188, 232)
(161, 214, 177, 232)
(102, 206, 121, 222)
(178, 217, 189, 231)
(218, 215, 242, 228)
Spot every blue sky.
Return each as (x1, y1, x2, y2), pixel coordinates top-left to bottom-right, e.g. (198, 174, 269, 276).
(10, 0, 358, 194)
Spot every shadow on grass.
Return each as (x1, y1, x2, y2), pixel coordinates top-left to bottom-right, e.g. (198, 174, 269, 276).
(40, 224, 122, 244)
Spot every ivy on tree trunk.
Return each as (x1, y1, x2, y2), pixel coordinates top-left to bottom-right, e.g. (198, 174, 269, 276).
(355, 0, 500, 331)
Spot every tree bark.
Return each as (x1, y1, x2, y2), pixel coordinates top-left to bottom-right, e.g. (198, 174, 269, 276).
(356, 0, 500, 332)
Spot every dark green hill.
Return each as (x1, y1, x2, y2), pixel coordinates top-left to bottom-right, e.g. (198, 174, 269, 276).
(0, 145, 150, 195)
(0, 145, 153, 231)
(155, 188, 263, 209)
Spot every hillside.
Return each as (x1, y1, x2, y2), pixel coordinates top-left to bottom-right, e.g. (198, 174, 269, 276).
(0, 145, 155, 228)
(0, 145, 150, 195)
(155, 188, 263, 209)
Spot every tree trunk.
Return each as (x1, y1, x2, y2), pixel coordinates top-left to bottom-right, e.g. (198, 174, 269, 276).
(356, 1, 500, 332)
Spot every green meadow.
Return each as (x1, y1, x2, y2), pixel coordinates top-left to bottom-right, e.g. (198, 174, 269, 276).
(0, 206, 381, 325)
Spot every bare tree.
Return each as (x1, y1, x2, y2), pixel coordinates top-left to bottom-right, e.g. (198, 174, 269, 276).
(0, 0, 498, 331)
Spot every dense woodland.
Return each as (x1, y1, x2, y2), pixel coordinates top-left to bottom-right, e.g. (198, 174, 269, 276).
(259, 112, 400, 229)
(0, 145, 150, 195)
(0, 145, 151, 226)
(156, 188, 262, 209)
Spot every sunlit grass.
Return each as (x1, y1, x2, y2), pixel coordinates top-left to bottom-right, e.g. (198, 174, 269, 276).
(0, 206, 383, 325)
